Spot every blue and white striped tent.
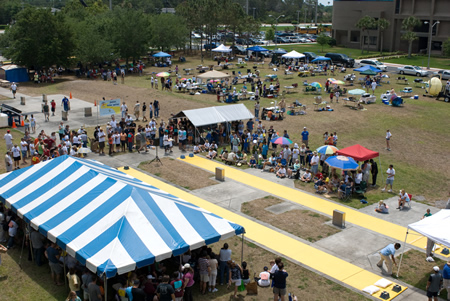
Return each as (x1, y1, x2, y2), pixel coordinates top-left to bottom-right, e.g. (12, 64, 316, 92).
(0, 155, 244, 278)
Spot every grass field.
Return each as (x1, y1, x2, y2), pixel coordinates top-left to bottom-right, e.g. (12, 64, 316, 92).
(383, 55, 450, 69)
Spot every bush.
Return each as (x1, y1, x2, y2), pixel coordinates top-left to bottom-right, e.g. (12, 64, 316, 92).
(328, 38, 336, 47)
(355, 51, 404, 59)
(443, 38, 450, 57)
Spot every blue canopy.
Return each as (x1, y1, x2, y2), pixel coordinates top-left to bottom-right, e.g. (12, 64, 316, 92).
(0, 155, 244, 278)
(325, 155, 359, 170)
(311, 56, 331, 62)
(353, 65, 382, 73)
(247, 46, 269, 52)
(153, 52, 172, 58)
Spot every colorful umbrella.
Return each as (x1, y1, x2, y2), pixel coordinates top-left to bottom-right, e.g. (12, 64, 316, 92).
(270, 137, 292, 145)
(325, 155, 359, 170)
(327, 78, 336, 82)
(310, 82, 322, 88)
(348, 89, 366, 95)
(156, 72, 170, 77)
(180, 78, 187, 81)
(331, 80, 345, 85)
(209, 79, 220, 83)
(316, 145, 339, 155)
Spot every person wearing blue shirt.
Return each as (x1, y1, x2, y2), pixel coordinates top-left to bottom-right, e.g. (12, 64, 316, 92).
(262, 144, 269, 159)
(272, 263, 288, 301)
(443, 260, 450, 299)
(301, 127, 309, 146)
(377, 243, 401, 276)
(247, 119, 254, 132)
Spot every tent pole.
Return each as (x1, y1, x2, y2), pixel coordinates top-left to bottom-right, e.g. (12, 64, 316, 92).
(64, 254, 67, 289)
(396, 228, 409, 277)
(378, 156, 384, 185)
(104, 274, 108, 301)
(241, 234, 245, 264)
(18, 225, 27, 270)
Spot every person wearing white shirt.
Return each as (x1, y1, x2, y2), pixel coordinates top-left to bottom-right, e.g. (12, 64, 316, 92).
(301, 170, 312, 182)
(72, 135, 80, 147)
(385, 129, 392, 151)
(397, 189, 410, 210)
(11, 144, 21, 169)
(355, 169, 363, 185)
(219, 243, 232, 285)
(381, 164, 395, 192)
(20, 139, 28, 164)
(310, 151, 319, 174)
(258, 267, 271, 287)
(7, 217, 18, 249)
(4, 130, 13, 151)
(110, 116, 117, 131)
(120, 102, 128, 118)
(276, 166, 286, 178)
(4, 151, 13, 172)
(98, 128, 106, 155)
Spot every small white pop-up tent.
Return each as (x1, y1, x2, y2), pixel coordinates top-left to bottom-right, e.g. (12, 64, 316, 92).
(212, 44, 232, 53)
(197, 70, 231, 79)
(396, 209, 450, 276)
(282, 50, 305, 59)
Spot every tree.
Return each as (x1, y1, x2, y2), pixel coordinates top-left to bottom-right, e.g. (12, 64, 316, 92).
(401, 16, 421, 58)
(443, 38, 450, 57)
(377, 18, 390, 56)
(0, 7, 75, 70)
(150, 14, 188, 51)
(355, 16, 376, 54)
(316, 33, 330, 53)
(265, 28, 275, 45)
(107, 7, 151, 64)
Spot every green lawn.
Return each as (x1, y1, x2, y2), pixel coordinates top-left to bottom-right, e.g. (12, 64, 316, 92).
(381, 55, 450, 69)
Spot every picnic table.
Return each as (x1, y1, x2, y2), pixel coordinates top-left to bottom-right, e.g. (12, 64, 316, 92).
(184, 68, 193, 75)
(284, 86, 296, 94)
(298, 70, 310, 77)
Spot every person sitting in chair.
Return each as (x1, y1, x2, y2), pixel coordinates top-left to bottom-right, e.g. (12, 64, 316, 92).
(338, 181, 347, 199)
(397, 189, 410, 210)
(255, 266, 271, 287)
(375, 200, 389, 213)
(301, 169, 312, 182)
(314, 177, 327, 193)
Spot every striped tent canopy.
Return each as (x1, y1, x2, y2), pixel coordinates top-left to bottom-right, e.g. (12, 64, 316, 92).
(0, 156, 244, 278)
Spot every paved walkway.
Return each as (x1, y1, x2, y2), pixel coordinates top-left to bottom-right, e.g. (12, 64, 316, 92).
(122, 167, 417, 301)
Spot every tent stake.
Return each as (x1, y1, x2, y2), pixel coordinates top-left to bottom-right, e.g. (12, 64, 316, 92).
(396, 229, 409, 277)
(241, 234, 245, 264)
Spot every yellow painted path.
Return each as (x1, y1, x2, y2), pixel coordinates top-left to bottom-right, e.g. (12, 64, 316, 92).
(180, 156, 440, 253)
(121, 167, 407, 300)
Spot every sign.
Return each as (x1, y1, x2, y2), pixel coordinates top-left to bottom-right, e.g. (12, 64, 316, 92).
(99, 99, 120, 116)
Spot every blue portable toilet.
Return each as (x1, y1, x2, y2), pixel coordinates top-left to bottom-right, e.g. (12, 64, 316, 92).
(0, 65, 29, 82)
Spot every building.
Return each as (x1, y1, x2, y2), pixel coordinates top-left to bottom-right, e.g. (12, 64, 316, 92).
(332, 0, 450, 54)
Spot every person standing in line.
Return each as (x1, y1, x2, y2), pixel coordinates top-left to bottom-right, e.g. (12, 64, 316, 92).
(149, 102, 153, 120)
(5, 151, 13, 172)
(219, 243, 232, 286)
(88, 274, 102, 301)
(377, 243, 401, 276)
(381, 164, 395, 193)
(97, 128, 106, 156)
(11, 143, 21, 170)
(4, 129, 13, 151)
(155, 275, 176, 301)
(370, 159, 378, 187)
(120, 102, 128, 119)
(208, 255, 218, 293)
(426, 266, 443, 301)
(385, 129, 392, 151)
(272, 262, 288, 301)
(442, 260, 450, 301)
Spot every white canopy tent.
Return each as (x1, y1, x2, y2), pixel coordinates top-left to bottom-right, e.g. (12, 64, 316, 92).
(282, 50, 305, 59)
(197, 70, 231, 79)
(212, 44, 232, 53)
(396, 209, 450, 276)
(171, 103, 254, 127)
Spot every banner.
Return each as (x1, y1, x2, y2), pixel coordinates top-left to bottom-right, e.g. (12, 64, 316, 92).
(99, 99, 120, 116)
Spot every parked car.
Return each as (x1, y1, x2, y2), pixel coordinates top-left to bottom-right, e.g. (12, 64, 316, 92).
(285, 36, 300, 43)
(273, 37, 289, 43)
(204, 43, 218, 50)
(397, 65, 428, 77)
(303, 52, 317, 62)
(325, 53, 355, 68)
(359, 59, 388, 71)
(299, 38, 311, 43)
(231, 45, 246, 55)
(432, 70, 450, 80)
(191, 33, 201, 39)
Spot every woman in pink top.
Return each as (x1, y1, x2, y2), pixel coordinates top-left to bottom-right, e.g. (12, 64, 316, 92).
(182, 263, 194, 301)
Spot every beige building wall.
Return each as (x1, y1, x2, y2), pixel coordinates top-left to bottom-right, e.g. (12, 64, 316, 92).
(332, 0, 450, 54)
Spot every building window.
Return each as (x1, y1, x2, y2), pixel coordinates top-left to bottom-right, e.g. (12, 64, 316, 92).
(350, 31, 359, 43)
(395, 0, 400, 14)
(363, 36, 377, 46)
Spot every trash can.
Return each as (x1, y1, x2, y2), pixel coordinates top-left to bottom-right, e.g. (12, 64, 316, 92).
(20, 97, 26, 105)
(42, 94, 47, 102)
(215, 167, 225, 181)
(84, 107, 92, 117)
(61, 111, 68, 121)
